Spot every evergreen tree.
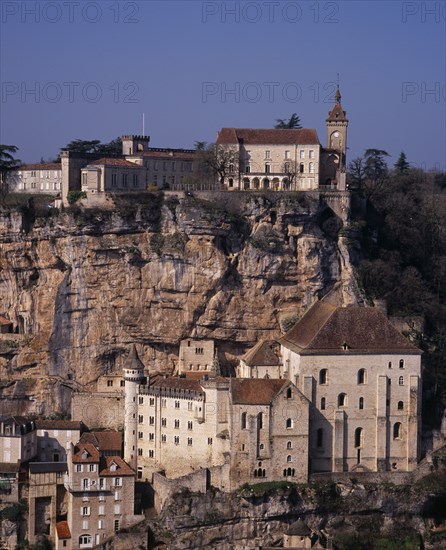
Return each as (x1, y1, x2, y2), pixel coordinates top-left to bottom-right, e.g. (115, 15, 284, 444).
(274, 113, 302, 129)
(394, 151, 410, 173)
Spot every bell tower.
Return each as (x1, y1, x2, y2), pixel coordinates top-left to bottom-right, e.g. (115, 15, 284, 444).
(326, 86, 348, 157)
(123, 345, 146, 470)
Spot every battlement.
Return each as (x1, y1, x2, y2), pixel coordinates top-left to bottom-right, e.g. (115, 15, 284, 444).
(121, 135, 150, 141)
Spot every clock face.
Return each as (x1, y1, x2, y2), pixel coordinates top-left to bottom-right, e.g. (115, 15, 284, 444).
(333, 131, 340, 138)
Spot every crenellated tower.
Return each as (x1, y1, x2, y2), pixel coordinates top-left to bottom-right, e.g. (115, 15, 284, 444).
(123, 345, 146, 470)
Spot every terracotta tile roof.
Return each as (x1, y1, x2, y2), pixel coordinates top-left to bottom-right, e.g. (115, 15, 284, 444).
(56, 521, 71, 540)
(99, 456, 135, 476)
(72, 443, 100, 463)
(180, 372, 215, 380)
(18, 163, 61, 171)
(281, 302, 421, 354)
(230, 378, 287, 405)
(0, 315, 12, 325)
(216, 128, 320, 146)
(35, 420, 83, 431)
(88, 158, 143, 168)
(242, 340, 281, 367)
(93, 431, 122, 453)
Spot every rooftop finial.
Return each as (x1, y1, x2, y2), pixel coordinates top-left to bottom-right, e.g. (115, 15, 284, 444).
(335, 73, 341, 103)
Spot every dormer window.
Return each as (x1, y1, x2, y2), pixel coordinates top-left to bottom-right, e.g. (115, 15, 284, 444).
(81, 450, 89, 459)
(342, 342, 349, 350)
(110, 462, 117, 472)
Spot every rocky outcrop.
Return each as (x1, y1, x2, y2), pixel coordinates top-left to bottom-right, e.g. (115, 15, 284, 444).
(0, 192, 361, 416)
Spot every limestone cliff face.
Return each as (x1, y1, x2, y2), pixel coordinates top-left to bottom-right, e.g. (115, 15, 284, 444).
(0, 192, 359, 415)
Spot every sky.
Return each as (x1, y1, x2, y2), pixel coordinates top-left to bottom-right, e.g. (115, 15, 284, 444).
(1, 0, 445, 170)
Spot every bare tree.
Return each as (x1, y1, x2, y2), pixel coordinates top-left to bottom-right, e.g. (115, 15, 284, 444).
(198, 144, 239, 187)
(281, 160, 298, 190)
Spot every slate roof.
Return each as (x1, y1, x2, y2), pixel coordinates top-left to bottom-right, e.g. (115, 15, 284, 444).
(149, 376, 204, 393)
(0, 462, 20, 473)
(327, 103, 347, 122)
(230, 379, 288, 405)
(280, 302, 421, 355)
(216, 128, 320, 146)
(56, 521, 71, 540)
(137, 150, 195, 159)
(242, 340, 281, 366)
(124, 344, 146, 371)
(99, 456, 135, 476)
(29, 462, 68, 474)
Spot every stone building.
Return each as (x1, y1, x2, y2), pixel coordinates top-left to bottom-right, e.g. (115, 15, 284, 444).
(64, 433, 139, 550)
(35, 419, 84, 463)
(80, 158, 146, 196)
(6, 163, 62, 193)
(216, 87, 348, 191)
(0, 416, 37, 463)
(279, 302, 422, 473)
(177, 338, 219, 376)
(236, 340, 282, 379)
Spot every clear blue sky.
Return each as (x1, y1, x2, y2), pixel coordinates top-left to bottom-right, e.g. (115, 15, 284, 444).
(1, 1, 445, 170)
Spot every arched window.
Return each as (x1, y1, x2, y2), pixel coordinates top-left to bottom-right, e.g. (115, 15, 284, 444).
(321, 397, 326, 410)
(228, 178, 234, 188)
(287, 441, 292, 450)
(393, 422, 402, 439)
(286, 387, 292, 399)
(388, 361, 392, 369)
(241, 412, 247, 430)
(354, 427, 363, 448)
(319, 369, 328, 385)
(398, 401, 404, 411)
(286, 418, 293, 429)
(399, 359, 405, 369)
(79, 534, 92, 547)
(338, 393, 347, 407)
(357, 369, 366, 384)
(316, 428, 324, 448)
(398, 376, 404, 386)
(287, 455, 292, 463)
(359, 397, 364, 410)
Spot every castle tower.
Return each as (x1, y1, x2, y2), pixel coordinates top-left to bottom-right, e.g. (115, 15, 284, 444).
(121, 135, 150, 156)
(123, 345, 146, 470)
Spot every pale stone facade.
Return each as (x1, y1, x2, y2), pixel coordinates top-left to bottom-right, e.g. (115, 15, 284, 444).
(216, 88, 348, 191)
(80, 158, 146, 195)
(278, 302, 422, 473)
(7, 163, 62, 194)
(0, 416, 37, 464)
(236, 340, 283, 379)
(36, 420, 84, 462)
(178, 338, 218, 375)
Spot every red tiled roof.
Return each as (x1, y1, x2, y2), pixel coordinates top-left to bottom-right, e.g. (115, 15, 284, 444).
(56, 521, 71, 540)
(99, 456, 135, 476)
(72, 443, 100, 463)
(230, 378, 287, 405)
(18, 163, 61, 171)
(281, 302, 421, 354)
(88, 158, 143, 168)
(36, 420, 83, 431)
(216, 128, 320, 146)
(93, 431, 122, 453)
(242, 340, 281, 367)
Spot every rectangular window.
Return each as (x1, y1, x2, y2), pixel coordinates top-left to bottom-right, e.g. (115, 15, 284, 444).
(82, 479, 89, 489)
(98, 520, 104, 529)
(309, 150, 315, 159)
(175, 400, 180, 409)
(99, 494, 105, 504)
(149, 397, 155, 406)
(112, 173, 117, 186)
(174, 419, 180, 429)
(139, 397, 144, 404)
(149, 449, 154, 458)
(82, 520, 89, 530)
(300, 150, 305, 159)
(149, 416, 155, 425)
(99, 478, 105, 490)
(107, 380, 113, 387)
(76, 465, 82, 472)
(174, 436, 180, 445)
(161, 434, 166, 443)
(114, 477, 121, 487)
(208, 438, 213, 445)
(115, 490, 121, 501)
(154, 161, 158, 171)
(188, 402, 193, 411)
(138, 431, 143, 439)
(138, 415, 143, 423)
(89, 464, 95, 472)
(133, 174, 138, 187)
(122, 174, 128, 187)
(172, 162, 176, 171)
(81, 506, 90, 516)
(187, 438, 193, 446)
(114, 504, 121, 515)
(149, 433, 154, 441)
(285, 150, 290, 159)
(265, 150, 271, 159)
(265, 164, 270, 173)
(161, 418, 167, 427)
(114, 520, 120, 532)
(163, 161, 167, 171)
(188, 421, 193, 430)
(161, 398, 167, 408)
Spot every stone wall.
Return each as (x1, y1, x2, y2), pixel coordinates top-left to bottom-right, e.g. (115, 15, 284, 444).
(71, 392, 124, 430)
